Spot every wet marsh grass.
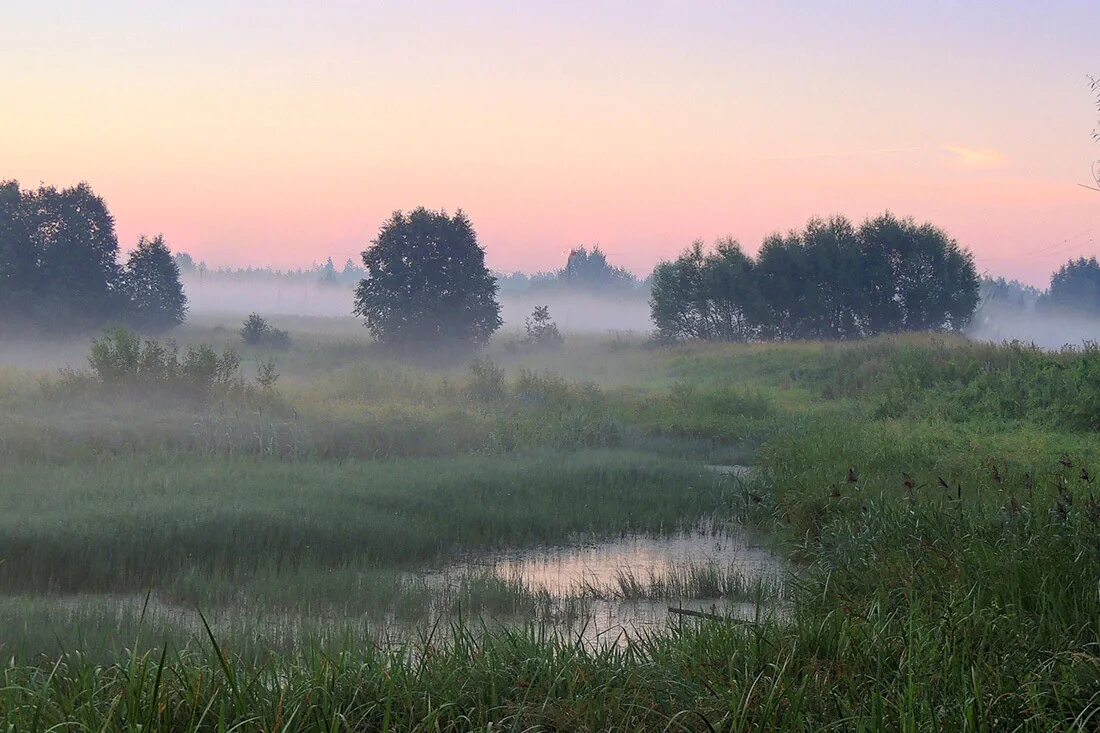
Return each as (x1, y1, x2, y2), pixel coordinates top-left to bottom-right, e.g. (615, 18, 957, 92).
(0, 330, 1098, 729)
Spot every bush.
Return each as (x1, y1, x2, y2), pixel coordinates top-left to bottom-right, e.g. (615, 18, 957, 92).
(240, 313, 291, 349)
(466, 358, 506, 402)
(86, 329, 261, 398)
(524, 305, 564, 349)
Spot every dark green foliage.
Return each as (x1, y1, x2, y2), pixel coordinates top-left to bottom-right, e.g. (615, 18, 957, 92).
(1037, 256, 1100, 315)
(651, 213, 980, 342)
(524, 305, 564, 349)
(0, 180, 188, 332)
(123, 235, 188, 331)
(353, 208, 502, 351)
(87, 329, 245, 396)
(239, 313, 291, 349)
(466, 357, 507, 402)
(17, 181, 124, 330)
(0, 181, 37, 324)
(651, 238, 763, 341)
(558, 245, 636, 289)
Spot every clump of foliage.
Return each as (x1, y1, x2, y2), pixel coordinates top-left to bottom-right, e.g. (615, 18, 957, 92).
(556, 245, 636, 290)
(239, 313, 291, 349)
(1036, 256, 1100, 316)
(466, 357, 506, 402)
(354, 208, 502, 352)
(122, 234, 188, 331)
(84, 329, 266, 399)
(650, 213, 979, 342)
(524, 305, 564, 349)
(0, 180, 187, 333)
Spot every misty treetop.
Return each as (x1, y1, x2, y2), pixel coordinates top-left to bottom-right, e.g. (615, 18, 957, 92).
(1038, 257, 1100, 316)
(651, 213, 980, 342)
(124, 235, 188, 330)
(0, 180, 187, 333)
(353, 208, 502, 350)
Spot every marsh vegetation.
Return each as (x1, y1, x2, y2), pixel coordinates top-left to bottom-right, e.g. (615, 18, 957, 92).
(0, 318, 1097, 730)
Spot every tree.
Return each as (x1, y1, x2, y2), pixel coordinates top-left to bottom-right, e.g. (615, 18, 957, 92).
(1037, 257, 1100, 315)
(240, 313, 291, 349)
(0, 181, 37, 326)
(756, 217, 864, 339)
(24, 182, 124, 329)
(123, 235, 188, 331)
(353, 208, 502, 350)
(558, 245, 636, 289)
(524, 305, 564, 349)
(857, 214, 979, 333)
(650, 239, 762, 342)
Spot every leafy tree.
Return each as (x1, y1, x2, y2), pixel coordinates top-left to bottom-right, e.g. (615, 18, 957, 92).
(174, 252, 197, 272)
(25, 182, 124, 329)
(524, 305, 563, 349)
(1037, 257, 1100, 315)
(650, 239, 762, 342)
(558, 246, 636, 289)
(0, 181, 37, 326)
(651, 214, 979, 342)
(240, 313, 291, 349)
(353, 208, 502, 350)
(756, 218, 864, 339)
(123, 235, 188, 331)
(858, 214, 979, 332)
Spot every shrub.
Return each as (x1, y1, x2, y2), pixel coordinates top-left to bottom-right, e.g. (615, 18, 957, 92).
(466, 358, 506, 402)
(524, 305, 564, 350)
(240, 313, 291, 349)
(85, 329, 259, 399)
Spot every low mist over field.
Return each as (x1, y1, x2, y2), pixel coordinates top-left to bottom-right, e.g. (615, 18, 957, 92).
(2, 1, 1100, 729)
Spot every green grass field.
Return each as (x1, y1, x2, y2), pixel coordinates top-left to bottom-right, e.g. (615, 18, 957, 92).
(0, 319, 1097, 730)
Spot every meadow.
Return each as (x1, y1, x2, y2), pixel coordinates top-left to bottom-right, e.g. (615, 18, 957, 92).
(0, 318, 1097, 730)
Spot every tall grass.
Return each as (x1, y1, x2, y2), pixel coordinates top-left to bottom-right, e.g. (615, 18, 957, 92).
(1, 330, 1099, 729)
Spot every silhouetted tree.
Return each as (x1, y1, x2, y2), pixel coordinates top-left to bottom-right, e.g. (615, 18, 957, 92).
(558, 246, 636, 289)
(22, 182, 124, 329)
(174, 252, 197, 272)
(353, 208, 502, 350)
(524, 305, 563, 349)
(651, 213, 979, 342)
(1, 180, 189, 332)
(123, 235, 188, 331)
(756, 217, 865, 339)
(0, 181, 37, 325)
(858, 214, 979, 332)
(240, 313, 291, 349)
(651, 239, 762, 342)
(1037, 257, 1100, 315)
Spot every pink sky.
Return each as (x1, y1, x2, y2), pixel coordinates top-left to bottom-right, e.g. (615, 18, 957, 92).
(2, 1, 1097, 287)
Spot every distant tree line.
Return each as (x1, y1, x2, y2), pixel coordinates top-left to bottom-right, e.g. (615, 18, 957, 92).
(496, 246, 643, 294)
(174, 254, 367, 288)
(650, 213, 980, 342)
(971, 259, 1100, 322)
(0, 180, 186, 333)
(1037, 257, 1100, 315)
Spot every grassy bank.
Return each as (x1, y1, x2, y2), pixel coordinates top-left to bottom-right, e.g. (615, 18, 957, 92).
(0, 327, 1097, 729)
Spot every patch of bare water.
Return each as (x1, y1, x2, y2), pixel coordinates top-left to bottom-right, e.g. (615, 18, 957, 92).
(413, 521, 787, 646)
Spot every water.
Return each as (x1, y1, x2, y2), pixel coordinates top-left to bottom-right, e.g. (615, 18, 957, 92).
(415, 521, 787, 645)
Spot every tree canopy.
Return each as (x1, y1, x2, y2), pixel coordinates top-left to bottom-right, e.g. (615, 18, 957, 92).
(353, 208, 502, 350)
(651, 213, 980, 342)
(0, 180, 187, 333)
(1037, 257, 1100, 316)
(123, 235, 188, 331)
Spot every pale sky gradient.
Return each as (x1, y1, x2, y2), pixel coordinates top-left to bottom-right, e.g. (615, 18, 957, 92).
(2, 1, 1097, 286)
